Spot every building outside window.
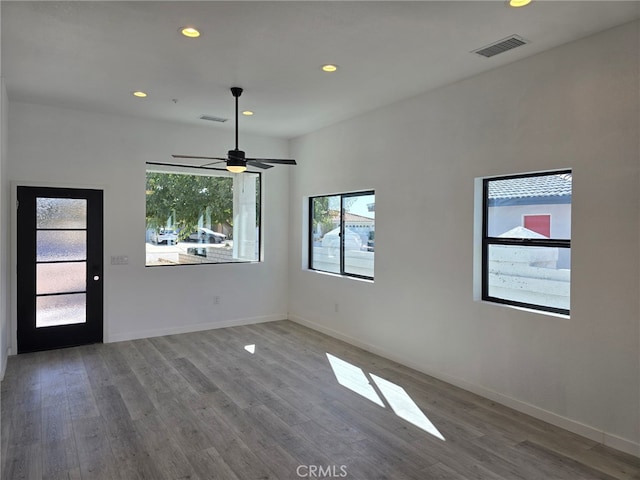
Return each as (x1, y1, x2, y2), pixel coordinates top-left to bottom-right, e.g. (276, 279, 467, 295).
(523, 214, 551, 238)
(145, 164, 261, 266)
(310, 191, 375, 280)
(482, 171, 571, 314)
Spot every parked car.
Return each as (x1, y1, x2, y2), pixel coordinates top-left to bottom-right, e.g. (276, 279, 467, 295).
(188, 227, 227, 244)
(321, 227, 362, 252)
(367, 231, 375, 252)
(151, 228, 178, 245)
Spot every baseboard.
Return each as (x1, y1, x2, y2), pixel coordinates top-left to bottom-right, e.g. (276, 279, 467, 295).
(289, 313, 640, 459)
(603, 433, 640, 458)
(107, 314, 287, 343)
(0, 349, 7, 381)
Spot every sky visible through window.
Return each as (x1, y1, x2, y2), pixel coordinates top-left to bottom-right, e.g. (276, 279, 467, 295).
(348, 196, 375, 218)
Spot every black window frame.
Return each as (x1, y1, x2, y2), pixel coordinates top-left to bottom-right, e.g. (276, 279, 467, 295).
(145, 162, 262, 267)
(482, 170, 571, 315)
(309, 190, 375, 281)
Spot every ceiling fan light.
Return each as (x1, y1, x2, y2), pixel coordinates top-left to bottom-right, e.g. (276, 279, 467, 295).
(226, 152, 247, 173)
(509, 0, 532, 7)
(180, 27, 201, 38)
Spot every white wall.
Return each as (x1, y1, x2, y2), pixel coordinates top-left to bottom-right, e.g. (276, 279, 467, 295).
(0, 0, 8, 380)
(289, 22, 639, 455)
(7, 102, 290, 344)
(0, 78, 7, 379)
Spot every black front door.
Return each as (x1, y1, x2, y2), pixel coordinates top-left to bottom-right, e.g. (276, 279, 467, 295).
(17, 186, 103, 353)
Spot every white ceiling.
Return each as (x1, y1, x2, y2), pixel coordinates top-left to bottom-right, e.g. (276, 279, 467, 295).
(3, 1, 639, 139)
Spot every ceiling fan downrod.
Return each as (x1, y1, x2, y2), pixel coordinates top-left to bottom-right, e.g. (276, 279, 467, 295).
(230, 87, 243, 151)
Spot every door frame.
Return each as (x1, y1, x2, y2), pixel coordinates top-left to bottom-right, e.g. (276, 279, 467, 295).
(11, 182, 106, 354)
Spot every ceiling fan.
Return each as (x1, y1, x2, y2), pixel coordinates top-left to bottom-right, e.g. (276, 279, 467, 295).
(172, 87, 297, 173)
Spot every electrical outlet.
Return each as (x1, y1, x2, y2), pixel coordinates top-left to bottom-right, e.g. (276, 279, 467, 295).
(334, 303, 339, 313)
(110, 255, 129, 265)
(214, 296, 221, 305)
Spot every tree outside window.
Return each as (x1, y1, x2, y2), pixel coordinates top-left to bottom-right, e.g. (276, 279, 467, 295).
(145, 166, 260, 266)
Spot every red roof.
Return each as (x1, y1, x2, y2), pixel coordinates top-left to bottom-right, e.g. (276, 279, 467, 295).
(328, 210, 374, 222)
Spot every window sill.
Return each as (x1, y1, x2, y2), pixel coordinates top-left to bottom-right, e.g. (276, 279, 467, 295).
(478, 299, 570, 320)
(304, 268, 374, 284)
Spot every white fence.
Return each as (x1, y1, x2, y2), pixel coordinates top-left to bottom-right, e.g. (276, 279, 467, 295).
(488, 245, 570, 310)
(312, 247, 374, 277)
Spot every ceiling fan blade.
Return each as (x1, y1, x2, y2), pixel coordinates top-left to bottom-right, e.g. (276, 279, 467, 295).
(246, 160, 274, 169)
(147, 161, 226, 171)
(247, 158, 297, 165)
(172, 154, 227, 161)
(200, 160, 227, 167)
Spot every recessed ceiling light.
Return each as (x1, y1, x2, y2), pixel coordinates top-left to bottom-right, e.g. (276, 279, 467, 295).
(180, 27, 200, 38)
(242, 110, 254, 116)
(509, 0, 532, 7)
(321, 64, 338, 72)
(132, 91, 147, 98)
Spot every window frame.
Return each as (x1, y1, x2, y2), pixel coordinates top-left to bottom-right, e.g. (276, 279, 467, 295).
(481, 170, 571, 315)
(145, 162, 262, 267)
(309, 190, 375, 281)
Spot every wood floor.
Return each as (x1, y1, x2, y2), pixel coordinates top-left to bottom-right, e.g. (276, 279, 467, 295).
(1, 320, 639, 480)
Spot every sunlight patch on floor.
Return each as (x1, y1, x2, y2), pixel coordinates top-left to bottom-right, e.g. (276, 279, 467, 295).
(326, 353, 385, 407)
(326, 353, 445, 441)
(370, 373, 445, 440)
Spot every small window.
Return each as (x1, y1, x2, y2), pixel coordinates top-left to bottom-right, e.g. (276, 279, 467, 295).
(483, 171, 571, 314)
(145, 164, 261, 266)
(309, 191, 375, 280)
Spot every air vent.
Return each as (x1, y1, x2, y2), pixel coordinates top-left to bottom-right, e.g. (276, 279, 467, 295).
(199, 115, 228, 123)
(472, 35, 528, 58)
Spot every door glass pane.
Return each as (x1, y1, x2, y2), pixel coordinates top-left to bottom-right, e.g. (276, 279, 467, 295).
(487, 244, 571, 311)
(37, 231, 86, 261)
(37, 198, 87, 229)
(37, 262, 86, 295)
(36, 293, 86, 328)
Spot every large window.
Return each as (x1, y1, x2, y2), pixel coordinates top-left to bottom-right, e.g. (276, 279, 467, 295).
(310, 191, 375, 280)
(145, 164, 260, 266)
(482, 170, 571, 314)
